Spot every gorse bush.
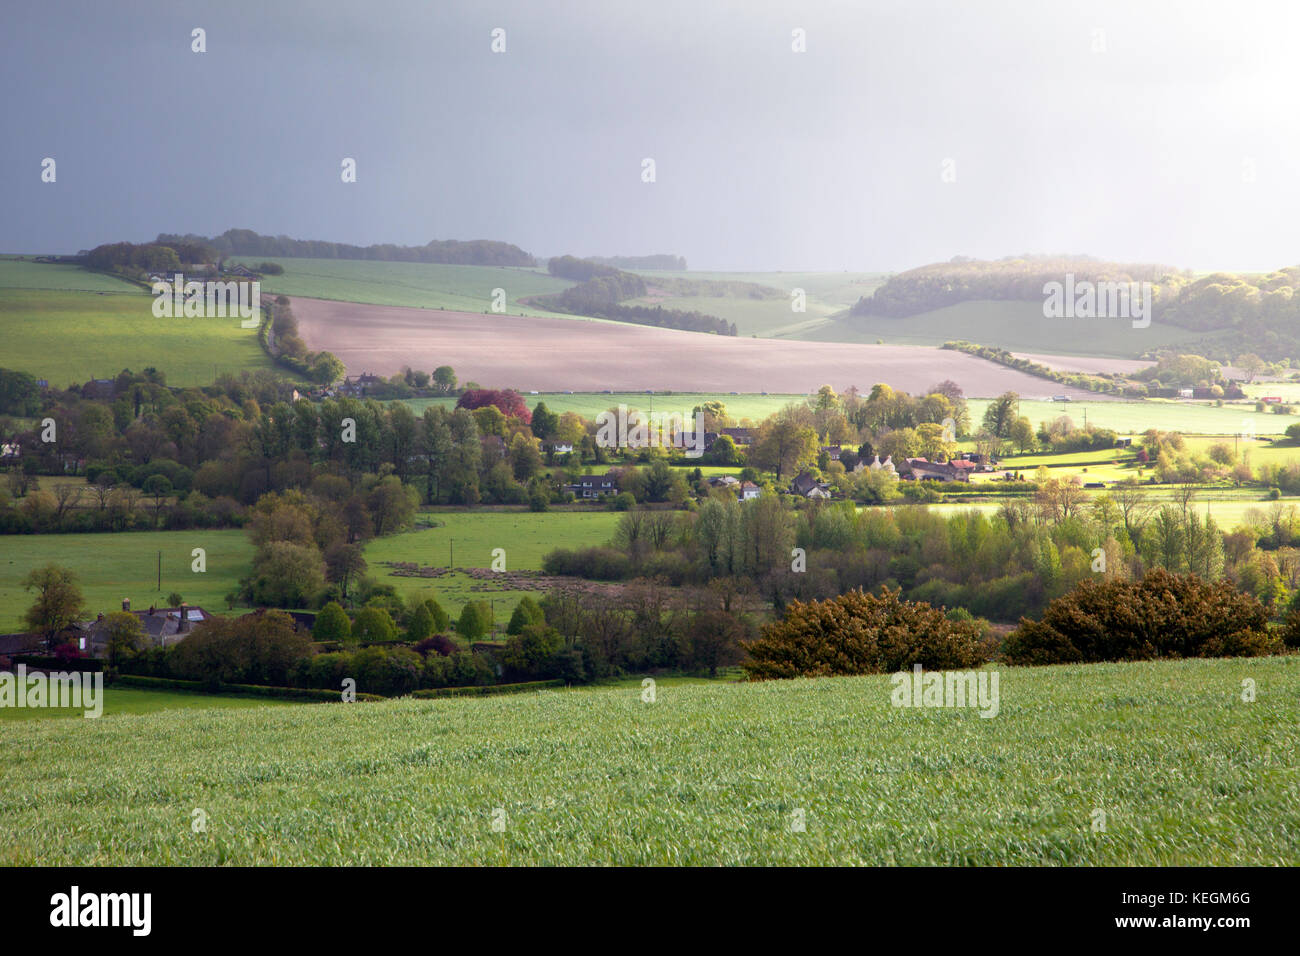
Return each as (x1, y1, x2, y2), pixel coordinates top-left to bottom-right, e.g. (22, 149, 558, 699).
(1001, 568, 1280, 665)
(742, 587, 988, 680)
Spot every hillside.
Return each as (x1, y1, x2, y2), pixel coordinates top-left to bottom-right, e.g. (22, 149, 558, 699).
(0, 259, 275, 387)
(4, 656, 1296, 865)
(290, 296, 1111, 397)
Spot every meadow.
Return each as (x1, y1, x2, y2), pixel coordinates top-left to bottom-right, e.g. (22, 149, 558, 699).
(0, 530, 253, 632)
(228, 257, 573, 316)
(971, 397, 1300, 436)
(802, 299, 1210, 356)
(0, 257, 142, 293)
(0, 286, 274, 388)
(0, 514, 624, 633)
(365, 511, 622, 622)
(3, 655, 1295, 865)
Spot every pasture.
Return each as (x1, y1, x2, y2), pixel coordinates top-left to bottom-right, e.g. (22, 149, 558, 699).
(0, 258, 141, 293)
(971, 397, 1300, 436)
(3, 655, 1296, 865)
(0, 530, 253, 632)
(228, 257, 573, 316)
(364, 511, 622, 622)
(804, 299, 1207, 356)
(0, 287, 274, 388)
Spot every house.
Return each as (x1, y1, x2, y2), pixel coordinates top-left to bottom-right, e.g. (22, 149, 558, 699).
(82, 378, 119, 400)
(76, 600, 213, 656)
(905, 457, 972, 482)
(1178, 388, 1195, 399)
(791, 471, 831, 498)
(0, 632, 41, 657)
(541, 441, 575, 456)
(574, 473, 620, 498)
(721, 427, 755, 446)
(738, 481, 762, 501)
(708, 475, 739, 488)
(339, 372, 383, 397)
(868, 454, 897, 475)
(0, 443, 20, 461)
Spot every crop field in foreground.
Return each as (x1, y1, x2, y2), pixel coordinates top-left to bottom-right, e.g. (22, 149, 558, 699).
(0, 687, 301, 722)
(3, 656, 1296, 865)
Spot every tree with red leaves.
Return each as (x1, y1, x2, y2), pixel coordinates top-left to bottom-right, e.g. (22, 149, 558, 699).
(456, 388, 532, 424)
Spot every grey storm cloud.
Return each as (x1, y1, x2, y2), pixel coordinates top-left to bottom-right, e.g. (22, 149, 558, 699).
(3, 0, 1297, 271)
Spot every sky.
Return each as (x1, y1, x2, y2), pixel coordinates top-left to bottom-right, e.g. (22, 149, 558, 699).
(3, 0, 1298, 272)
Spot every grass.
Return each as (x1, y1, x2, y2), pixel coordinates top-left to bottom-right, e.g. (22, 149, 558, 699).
(3, 655, 1295, 865)
(0, 686, 299, 722)
(228, 257, 573, 316)
(363, 511, 622, 621)
(0, 530, 252, 632)
(0, 258, 142, 293)
(0, 287, 274, 388)
(803, 299, 1207, 355)
(970, 397, 1300, 436)
(399, 391, 803, 423)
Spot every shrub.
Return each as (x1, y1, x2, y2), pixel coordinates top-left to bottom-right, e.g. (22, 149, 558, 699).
(1001, 569, 1279, 665)
(506, 596, 545, 635)
(743, 587, 987, 680)
(352, 606, 398, 644)
(167, 610, 314, 685)
(313, 601, 352, 643)
(414, 634, 457, 657)
(456, 601, 493, 641)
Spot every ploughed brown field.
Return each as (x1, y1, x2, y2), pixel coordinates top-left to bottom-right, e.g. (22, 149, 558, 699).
(1012, 352, 1154, 375)
(294, 297, 1113, 398)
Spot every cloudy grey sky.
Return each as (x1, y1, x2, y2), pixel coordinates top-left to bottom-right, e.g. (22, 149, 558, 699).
(3, 0, 1297, 271)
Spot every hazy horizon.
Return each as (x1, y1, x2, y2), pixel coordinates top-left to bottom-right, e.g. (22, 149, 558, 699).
(5, 0, 1298, 273)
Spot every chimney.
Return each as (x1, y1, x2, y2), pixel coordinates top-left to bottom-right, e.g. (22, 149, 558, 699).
(179, 603, 190, 632)
(122, 598, 130, 612)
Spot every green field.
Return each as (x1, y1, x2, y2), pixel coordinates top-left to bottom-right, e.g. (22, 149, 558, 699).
(364, 511, 622, 622)
(3, 655, 1295, 865)
(400, 391, 803, 423)
(228, 257, 573, 316)
(0, 286, 275, 388)
(925, 496, 1300, 530)
(801, 299, 1212, 355)
(621, 270, 884, 338)
(971, 397, 1300, 436)
(0, 257, 143, 293)
(0, 686, 300, 722)
(0, 530, 253, 632)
